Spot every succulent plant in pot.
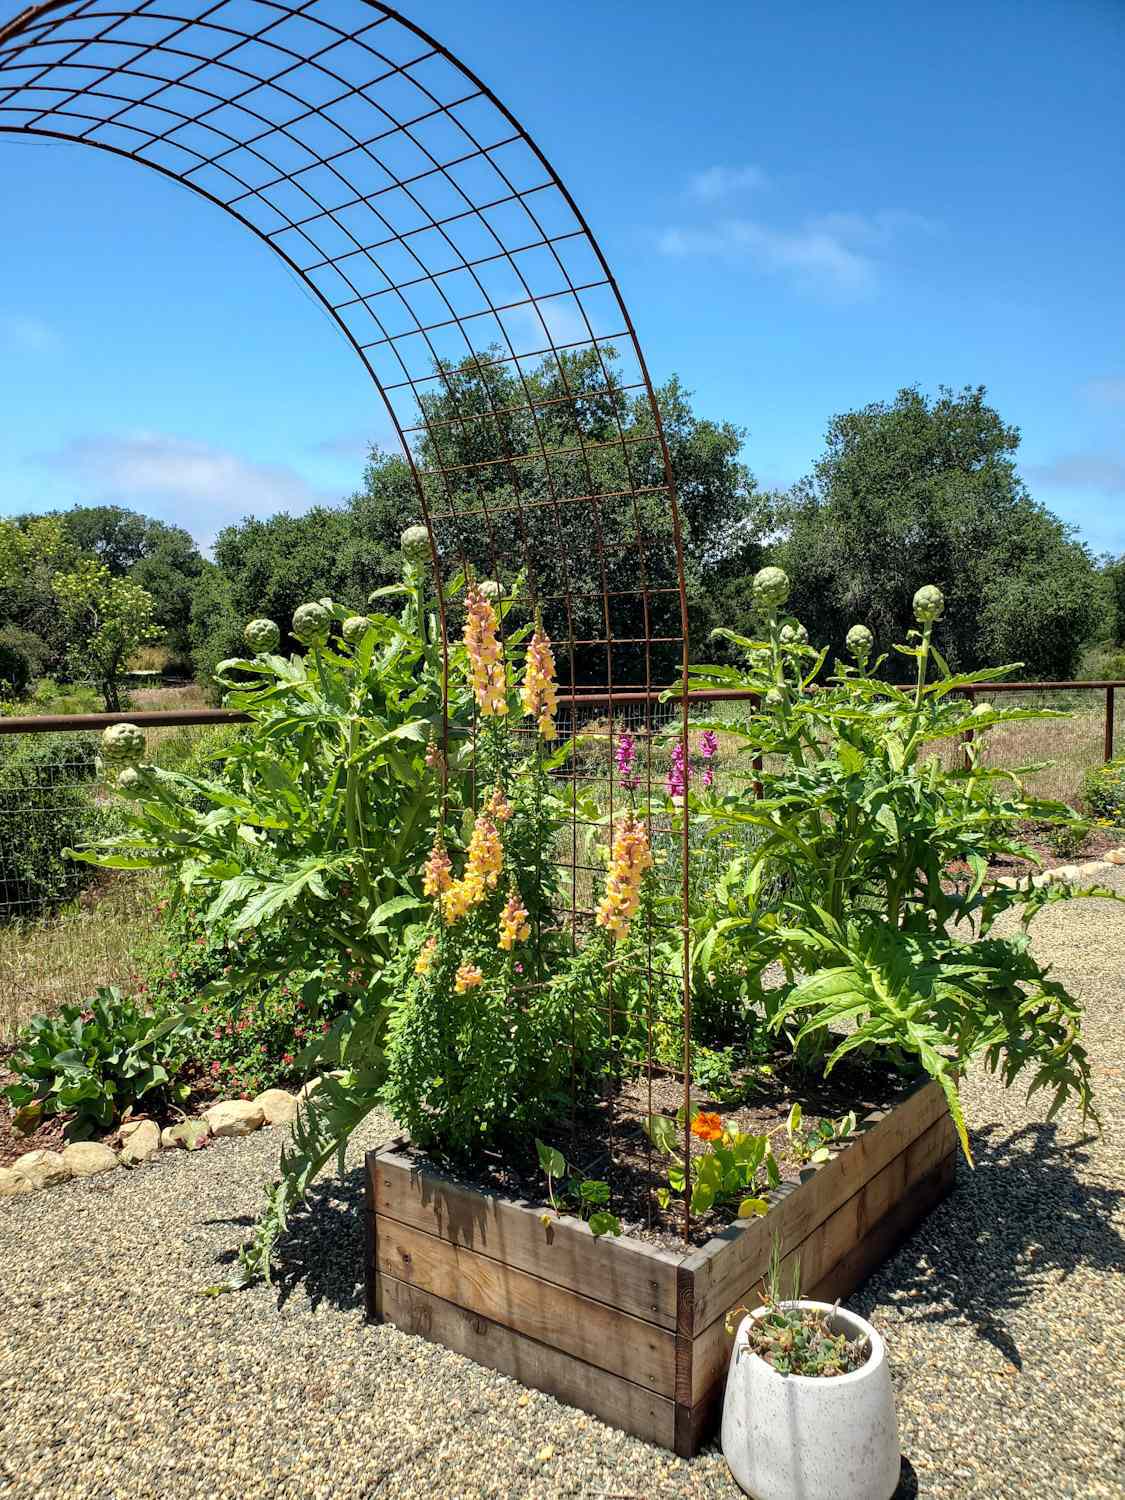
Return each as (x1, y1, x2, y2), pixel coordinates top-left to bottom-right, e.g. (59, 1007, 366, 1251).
(721, 1244, 900, 1500)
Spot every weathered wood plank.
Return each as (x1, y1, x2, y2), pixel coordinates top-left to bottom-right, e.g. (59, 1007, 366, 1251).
(687, 1079, 948, 1334)
(807, 1150, 956, 1306)
(370, 1143, 681, 1329)
(689, 1112, 955, 1405)
(377, 1273, 676, 1450)
(376, 1216, 677, 1393)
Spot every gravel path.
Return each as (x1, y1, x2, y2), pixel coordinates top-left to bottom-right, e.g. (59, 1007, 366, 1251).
(2, 878, 1124, 1500)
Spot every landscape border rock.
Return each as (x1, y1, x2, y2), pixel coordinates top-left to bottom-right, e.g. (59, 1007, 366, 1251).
(0, 1087, 302, 1198)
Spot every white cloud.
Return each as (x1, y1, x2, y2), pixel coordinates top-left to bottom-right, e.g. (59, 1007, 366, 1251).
(34, 432, 334, 550)
(1080, 377, 1125, 408)
(1023, 453, 1125, 494)
(689, 165, 769, 202)
(658, 218, 877, 299)
(0, 313, 60, 354)
(658, 190, 937, 301)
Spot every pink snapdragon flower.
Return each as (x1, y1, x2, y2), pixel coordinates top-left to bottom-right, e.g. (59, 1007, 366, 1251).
(699, 729, 718, 789)
(666, 739, 688, 799)
(615, 732, 640, 791)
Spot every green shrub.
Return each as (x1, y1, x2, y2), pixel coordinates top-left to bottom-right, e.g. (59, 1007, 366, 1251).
(140, 900, 350, 1098)
(1081, 757, 1125, 825)
(0, 626, 49, 697)
(2, 987, 193, 1139)
(0, 734, 121, 919)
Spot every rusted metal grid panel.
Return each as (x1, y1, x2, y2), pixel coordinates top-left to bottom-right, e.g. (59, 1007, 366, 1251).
(0, 0, 694, 1229)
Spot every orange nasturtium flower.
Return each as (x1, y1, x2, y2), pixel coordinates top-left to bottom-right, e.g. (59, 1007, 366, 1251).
(690, 1111, 724, 1143)
(454, 962, 484, 993)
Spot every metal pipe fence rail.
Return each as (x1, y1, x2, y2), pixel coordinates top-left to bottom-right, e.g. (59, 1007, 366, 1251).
(1, 680, 1122, 1037)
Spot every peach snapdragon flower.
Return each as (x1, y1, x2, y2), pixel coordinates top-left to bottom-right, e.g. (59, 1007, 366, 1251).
(520, 625, 558, 741)
(594, 814, 654, 941)
(422, 840, 453, 898)
(414, 935, 437, 976)
(454, 962, 483, 993)
(498, 891, 531, 951)
(441, 807, 503, 924)
(464, 583, 507, 716)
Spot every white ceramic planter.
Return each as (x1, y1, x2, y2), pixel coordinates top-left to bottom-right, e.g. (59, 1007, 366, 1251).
(721, 1300, 900, 1500)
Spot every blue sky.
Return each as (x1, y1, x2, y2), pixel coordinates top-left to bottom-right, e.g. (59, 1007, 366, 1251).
(1, 0, 1123, 554)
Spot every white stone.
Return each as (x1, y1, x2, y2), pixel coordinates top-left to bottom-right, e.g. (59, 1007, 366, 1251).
(1105, 848, 1125, 865)
(119, 1119, 161, 1164)
(1078, 860, 1110, 878)
(722, 1301, 900, 1500)
(0, 1165, 34, 1197)
(61, 1142, 118, 1178)
(204, 1099, 265, 1137)
(1052, 864, 1081, 883)
(11, 1149, 70, 1190)
(253, 1088, 298, 1126)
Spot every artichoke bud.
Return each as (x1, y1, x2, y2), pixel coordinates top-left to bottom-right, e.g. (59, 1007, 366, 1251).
(752, 566, 790, 613)
(913, 584, 945, 623)
(478, 579, 503, 601)
(763, 687, 786, 710)
(846, 624, 874, 661)
(779, 620, 808, 646)
(101, 722, 145, 765)
(115, 764, 147, 797)
(400, 524, 431, 567)
(972, 700, 993, 718)
(342, 615, 372, 646)
(243, 618, 280, 654)
(292, 601, 331, 646)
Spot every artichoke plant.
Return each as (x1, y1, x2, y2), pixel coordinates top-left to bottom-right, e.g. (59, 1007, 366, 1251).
(342, 615, 372, 646)
(244, 618, 280, 654)
(400, 524, 431, 568)
(101, 722, 146, 765)
(913, 584, 945, 623)
(292, 601, 331, 647)
(846, 624, 874, 664)
(752, 566, 790, 614)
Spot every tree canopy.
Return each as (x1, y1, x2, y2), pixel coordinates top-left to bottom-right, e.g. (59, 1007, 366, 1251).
(760, 385, 1106, 680)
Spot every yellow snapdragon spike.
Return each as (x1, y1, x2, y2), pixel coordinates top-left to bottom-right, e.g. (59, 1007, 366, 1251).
(414, 935, 437, 975)
(422, 841, 453, 897)
(498, 891, 531, 951)
(454, 962, 484, 993)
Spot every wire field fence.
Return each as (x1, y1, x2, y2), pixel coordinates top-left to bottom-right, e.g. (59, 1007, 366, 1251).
(1, 683, 1122, 1039)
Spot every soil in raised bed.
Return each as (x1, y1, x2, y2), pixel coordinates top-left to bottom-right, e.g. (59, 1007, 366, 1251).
(403, 1046, 917, 1251)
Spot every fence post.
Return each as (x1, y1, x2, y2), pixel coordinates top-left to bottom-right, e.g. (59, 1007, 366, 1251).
(1107, 686, 1115, 763)
(962, 686, 975, 769)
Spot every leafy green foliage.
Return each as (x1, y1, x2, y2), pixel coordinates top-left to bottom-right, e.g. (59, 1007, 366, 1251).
(535, 1138, 620, 1238)
(52, 558, 163, 711)
(71, 549, 449, 1283)
(1081, 756, 1125, 824)
(2, 987, 192, 1139)
(646, 1109, 777, 1219)
(688, 574, 1118, 1157)
(139, 900, 349, 1098)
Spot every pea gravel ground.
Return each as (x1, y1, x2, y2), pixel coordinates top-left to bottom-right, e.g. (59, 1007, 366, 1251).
(2, 879, 1124, 1500)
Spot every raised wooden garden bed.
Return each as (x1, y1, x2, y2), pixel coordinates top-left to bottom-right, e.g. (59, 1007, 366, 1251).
(364, 1078, 955, 1455)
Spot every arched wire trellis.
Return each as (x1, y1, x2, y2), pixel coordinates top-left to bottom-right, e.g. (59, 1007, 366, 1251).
(0, 0, 697, 1230)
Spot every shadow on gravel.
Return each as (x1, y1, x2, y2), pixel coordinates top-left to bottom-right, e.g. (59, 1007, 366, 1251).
(852, 1118, 1124, 1367)
(204, 1164, 368, 1313)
